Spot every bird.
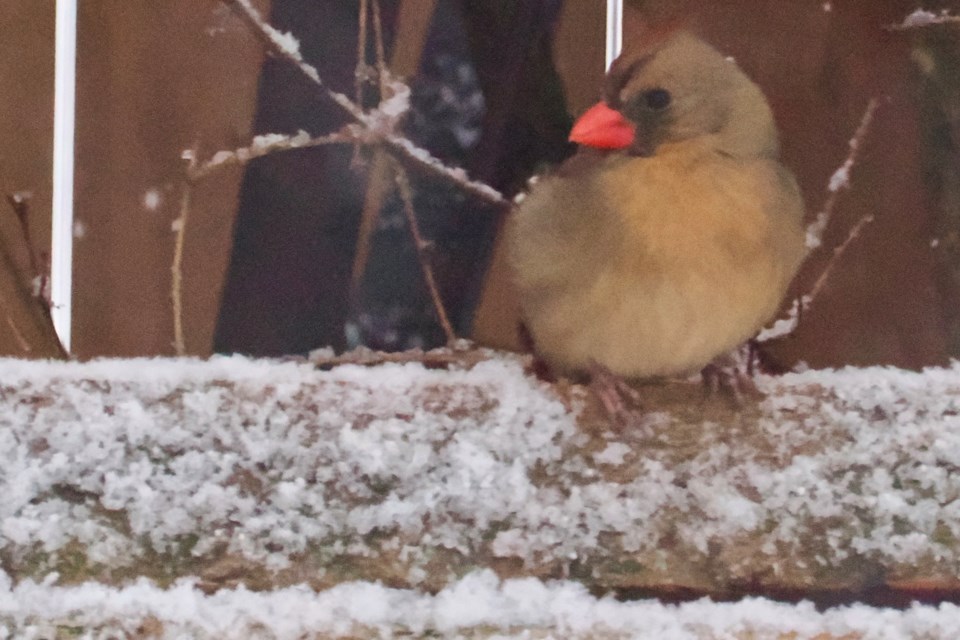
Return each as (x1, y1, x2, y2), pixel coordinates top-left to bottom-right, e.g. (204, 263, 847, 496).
(506, 30, 806, 381)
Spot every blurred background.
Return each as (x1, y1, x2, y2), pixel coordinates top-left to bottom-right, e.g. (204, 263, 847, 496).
(2, 0, 960, 371)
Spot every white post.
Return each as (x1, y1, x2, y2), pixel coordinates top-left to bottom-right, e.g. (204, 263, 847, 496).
(52, 0, 77, 353)
(605, 0, 623, 70)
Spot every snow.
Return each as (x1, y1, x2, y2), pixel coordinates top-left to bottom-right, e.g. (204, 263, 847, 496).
(894, 9, 960, 29)
(3, 354, 960, 634)
(756, 295, 807, 342)
(143, 188, 161, 211)
(827, 162, 851, 193)
(805, 211, 828, 250)
(378, 80, 412, 119)
(0, 568, 959, 639)
(0, 356, 577, 571)
(198, 130, 313, 174)
(231, 0, 321, 84)
(903, 9, 940, 27)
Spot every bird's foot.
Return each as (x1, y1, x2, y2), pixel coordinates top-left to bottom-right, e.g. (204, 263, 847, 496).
(588, 361, 644, 430)
(700, 347, 763, 406)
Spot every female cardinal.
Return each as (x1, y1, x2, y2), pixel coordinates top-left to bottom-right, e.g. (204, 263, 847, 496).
(508, 31, 806, 379)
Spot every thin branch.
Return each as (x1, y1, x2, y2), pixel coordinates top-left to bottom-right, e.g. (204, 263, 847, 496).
(187, 121, 506, 212)
(2, 193, 68, 359)
(221, 0, 509, 210)
(807, 214, 875, 305)
(758, 214, 875, 344)
(353, 0, 370, 166)
(187, 130, 353, 183)
(5, 193, 47, 303)
(356, 0, 369, 108)
(172, 147, 198, 356)
(384, 134, 508, 208)
(371, 0, 389, 95)
(349, 0, 396, 308)
(350, 0, 446, 328)
(759, 100, 879, 344)
(805, 98, 878, 251)
(392, 160, 457, 345)
(888, 9, 960, 30)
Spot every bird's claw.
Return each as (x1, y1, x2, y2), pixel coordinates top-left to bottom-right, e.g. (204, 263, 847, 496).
(700, 348, 763, 406)
(588, 361, 644, 429)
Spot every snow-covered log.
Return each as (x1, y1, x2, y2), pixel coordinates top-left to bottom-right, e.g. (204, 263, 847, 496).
(2, 352, 960, 637)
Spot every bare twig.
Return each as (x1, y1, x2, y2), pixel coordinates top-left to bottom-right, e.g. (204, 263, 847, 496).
(187, 130, 353, 183)
(371, 0, 389, 95)
(353, 0, 370, 166)
(349, 0, 398, 308)
(221, 0, 509, 210)
(173, 147, 198, 356)
(393, 160, 457, 345)
(224, 0, 364, 121)
(805, 99, 878, 252)
(2, 193, 68, 358)
(807, 214, 876, 305)
(384, 135, 507, 207)
(759, 100, 879, 343)
(758, 215, 874, 344)
(356, 0, 370, 107)
(5, 193, 48, 303)
(800, 99, 879, 308)
(888, 9, 960, 30)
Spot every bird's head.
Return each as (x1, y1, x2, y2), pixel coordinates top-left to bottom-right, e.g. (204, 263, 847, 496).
(569, 31, 779, 159)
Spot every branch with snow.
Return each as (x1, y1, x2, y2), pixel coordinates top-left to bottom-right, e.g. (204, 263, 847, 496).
(393, 161, 457, 344)
(889, 9, 960, 30)
(759, 99, 878, 344)
(804, 98, 878, 252)
(186, 130, 353, 183)
(176, 0, 503, 352)
(755, 295, 808, 343)
(0, 193, 68, 359)
(216, 0, 508, 209)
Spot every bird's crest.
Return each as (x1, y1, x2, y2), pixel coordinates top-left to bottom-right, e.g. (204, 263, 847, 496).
(604, 16, 693, 108)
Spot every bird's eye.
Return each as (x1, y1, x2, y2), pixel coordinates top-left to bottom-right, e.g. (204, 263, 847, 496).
(642, 88, 672, 111)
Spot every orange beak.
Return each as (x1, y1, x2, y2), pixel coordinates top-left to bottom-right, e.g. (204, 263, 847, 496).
(569, 101, 635, 150)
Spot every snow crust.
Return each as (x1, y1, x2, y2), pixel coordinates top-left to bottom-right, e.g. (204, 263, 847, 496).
(1, 568, 959, 639)
(3, 356, 960, 578)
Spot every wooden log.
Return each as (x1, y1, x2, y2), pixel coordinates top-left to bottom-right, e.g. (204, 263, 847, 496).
(1, 349, 959, 609)
(5, 350, 960, 635)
